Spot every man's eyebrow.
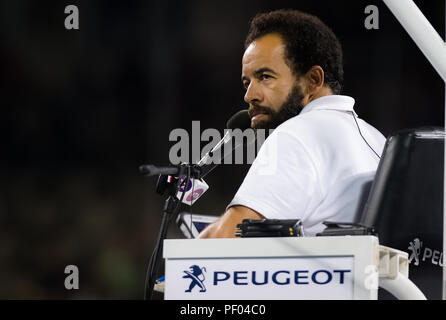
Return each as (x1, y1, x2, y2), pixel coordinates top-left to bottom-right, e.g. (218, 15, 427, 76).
(241, 67, 278, 82)
(254, 67, 278, 77)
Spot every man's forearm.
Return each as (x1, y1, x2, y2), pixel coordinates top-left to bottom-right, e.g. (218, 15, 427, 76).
(197, 217, 237, 238)
(197, 220, 218, 238)
(197, 206, 265, 238)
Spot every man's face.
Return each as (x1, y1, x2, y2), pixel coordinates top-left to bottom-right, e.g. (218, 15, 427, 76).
(242, 33, 305, 130)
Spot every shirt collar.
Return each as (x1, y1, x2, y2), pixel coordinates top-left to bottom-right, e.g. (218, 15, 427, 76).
(299, 95, 357, 117)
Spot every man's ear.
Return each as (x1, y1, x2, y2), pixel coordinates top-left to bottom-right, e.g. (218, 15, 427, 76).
(305, 65, 325, 95)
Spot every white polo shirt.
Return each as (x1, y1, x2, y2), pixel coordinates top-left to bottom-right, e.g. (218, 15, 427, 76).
(228, 95, 386, 236)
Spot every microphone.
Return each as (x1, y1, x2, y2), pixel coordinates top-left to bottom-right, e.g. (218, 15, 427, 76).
(197, 109, 252, 178)
(141, 109, 252, 301)
(178, 109, 252, 205)
(139, 109, 253, 206)
(226, 109, 251, 131)
(139, 109, 252, 177)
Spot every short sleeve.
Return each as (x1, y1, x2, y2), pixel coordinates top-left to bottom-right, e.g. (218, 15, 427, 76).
(227, 129, 323, 222)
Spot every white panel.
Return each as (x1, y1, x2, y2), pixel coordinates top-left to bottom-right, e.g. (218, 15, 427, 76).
(165, 256, 354, 300)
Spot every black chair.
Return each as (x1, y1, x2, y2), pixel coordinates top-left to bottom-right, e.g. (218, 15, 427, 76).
(360, 127, 444, 300)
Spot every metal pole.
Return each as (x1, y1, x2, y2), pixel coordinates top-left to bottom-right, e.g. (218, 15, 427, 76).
(382, 0, 446, 300)
(443, 0, 446, 301)
(383, 0, 446, 82)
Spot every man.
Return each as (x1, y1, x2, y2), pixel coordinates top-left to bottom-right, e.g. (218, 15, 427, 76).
(199, 9, 385, 238)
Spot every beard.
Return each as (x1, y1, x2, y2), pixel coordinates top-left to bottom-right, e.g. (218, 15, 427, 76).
(249, 83, 305, 130)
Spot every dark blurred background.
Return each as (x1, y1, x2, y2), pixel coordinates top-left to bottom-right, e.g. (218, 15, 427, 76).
(0, 0, 444, 299)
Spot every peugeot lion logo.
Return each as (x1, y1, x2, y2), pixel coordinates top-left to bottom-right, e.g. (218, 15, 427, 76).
(183, 265, 207, 293)
(408, 238, 422, 266)
(407, 238, 443, 267)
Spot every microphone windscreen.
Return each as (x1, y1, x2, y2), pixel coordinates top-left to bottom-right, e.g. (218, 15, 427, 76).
(226, 109, 251, 130)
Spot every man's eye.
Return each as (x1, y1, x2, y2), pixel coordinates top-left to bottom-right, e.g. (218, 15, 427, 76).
(243, 81, 250, 89)
(260, 74, 272, 80)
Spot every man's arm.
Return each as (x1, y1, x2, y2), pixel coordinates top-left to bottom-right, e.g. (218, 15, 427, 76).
(197, 205, 265, 238)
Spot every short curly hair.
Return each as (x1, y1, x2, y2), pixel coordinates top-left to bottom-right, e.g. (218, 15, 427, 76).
(245, 9, 344, 94)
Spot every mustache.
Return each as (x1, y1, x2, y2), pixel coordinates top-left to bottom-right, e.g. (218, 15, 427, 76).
(248, 105, 273, 118)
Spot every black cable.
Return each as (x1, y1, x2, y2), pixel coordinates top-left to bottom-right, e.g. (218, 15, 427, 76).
(172, 166, 190, 221)
(144, 210, 170, 299)
(351, 112, 381, 160)
(143, 166, 190, 300)
(189, 176, 195, 235)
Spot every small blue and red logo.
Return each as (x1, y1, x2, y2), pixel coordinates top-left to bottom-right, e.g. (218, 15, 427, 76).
(178, 177, 193, 192)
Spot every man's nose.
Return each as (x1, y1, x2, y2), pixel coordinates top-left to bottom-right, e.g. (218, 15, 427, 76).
(244, 82, 263, 104)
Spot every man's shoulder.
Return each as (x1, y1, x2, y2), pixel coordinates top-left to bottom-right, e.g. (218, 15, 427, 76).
(271, 107, 385, 153)
(272, 109, 333, 141)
